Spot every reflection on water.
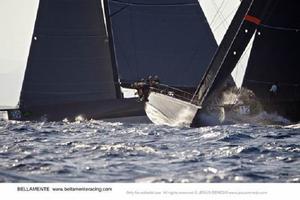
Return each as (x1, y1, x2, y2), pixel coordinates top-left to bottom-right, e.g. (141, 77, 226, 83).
(0, 117, 299, 183)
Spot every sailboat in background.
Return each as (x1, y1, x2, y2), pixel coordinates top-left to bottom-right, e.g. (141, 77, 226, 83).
(242, 0, 300, 121)
(1, 0, 299, 124)
(145, 0, 300, 127)
(1, 0, 145, 121)
(0, 0, 218, 121)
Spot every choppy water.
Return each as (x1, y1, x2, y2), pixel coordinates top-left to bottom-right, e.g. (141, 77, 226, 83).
(0, 117, 299, 183)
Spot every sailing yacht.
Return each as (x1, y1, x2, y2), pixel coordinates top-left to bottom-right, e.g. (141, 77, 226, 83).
(145, 0, 300, 127)
(0, 0, 217, 121)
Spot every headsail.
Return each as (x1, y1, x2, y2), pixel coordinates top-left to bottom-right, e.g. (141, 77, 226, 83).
(199, 0, 241, 44)
(106, 0, 217, 88)
(0, 0, 39, 108)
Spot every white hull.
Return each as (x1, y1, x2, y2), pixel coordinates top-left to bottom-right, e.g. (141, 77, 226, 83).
(145, 92, 200, 127)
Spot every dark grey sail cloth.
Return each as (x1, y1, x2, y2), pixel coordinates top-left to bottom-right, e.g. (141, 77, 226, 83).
(106, 0, 217, 89)
(192, 0, 274, 106)
(243, 0, 300, 100)
(18, 0, 141, 120)
(242, 0, 300, 121)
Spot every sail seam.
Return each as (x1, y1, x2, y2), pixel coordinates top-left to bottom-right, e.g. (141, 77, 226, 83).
(260, 24, 300, 32)
(110, 0, 198, 7)
(32, 34, 108, 38)
(209, 0, 226, 27)
(245, 79, 300, 87)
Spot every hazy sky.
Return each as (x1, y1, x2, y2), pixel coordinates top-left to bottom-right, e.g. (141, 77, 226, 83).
(0, 0, 39, 107)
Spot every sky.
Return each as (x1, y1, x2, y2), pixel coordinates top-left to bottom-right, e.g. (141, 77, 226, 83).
(0, 0, 39, 107)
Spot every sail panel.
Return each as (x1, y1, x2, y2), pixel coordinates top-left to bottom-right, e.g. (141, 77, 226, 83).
(107, 0, 217, 88)
(231, 34, 254, 88)
(198, 0, 241, 44)
(198, 0, 253, 88)
(0, 0, 39, 108)
(20, 0, 119, 108)
(243, 0, 300, 100)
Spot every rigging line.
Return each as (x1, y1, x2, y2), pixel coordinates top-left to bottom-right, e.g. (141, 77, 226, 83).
(33, 34, 107, 38)
(209, 0, 226, 27)
(245, 79, 300, 87)
(212, 4, 240, 33)
(260, 24, 300, 32)
(212, 2, 233, 33)
(109, 5, 130, 17)
(110, 0, 198, 7)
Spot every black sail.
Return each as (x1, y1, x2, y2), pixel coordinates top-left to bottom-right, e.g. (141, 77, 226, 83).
(19, 0, 122, 120)
(106, 0, 217, 89)
(243, 0, 300, 120)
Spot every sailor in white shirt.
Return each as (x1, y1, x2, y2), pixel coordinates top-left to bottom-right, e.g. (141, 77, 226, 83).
(269, 82, 278, 98)
(270, 84, 278, 93)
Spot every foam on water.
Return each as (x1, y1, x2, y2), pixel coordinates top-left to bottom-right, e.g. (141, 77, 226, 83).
(0, 118, 299, 183)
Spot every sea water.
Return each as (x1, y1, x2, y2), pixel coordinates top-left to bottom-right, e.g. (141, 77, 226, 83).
(0, 116, 299, 183)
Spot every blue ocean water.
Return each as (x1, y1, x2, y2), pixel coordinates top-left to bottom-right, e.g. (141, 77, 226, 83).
(0, 117, 299, 183)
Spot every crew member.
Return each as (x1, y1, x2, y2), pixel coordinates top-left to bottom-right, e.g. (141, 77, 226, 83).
(147, 75, 153, 86)
(132, 78, 150, 102)
(269, 82, 278, 98)
(153, 75, 160, 86)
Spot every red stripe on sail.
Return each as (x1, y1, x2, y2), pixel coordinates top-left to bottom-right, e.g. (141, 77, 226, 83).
(245, 15, 261, 25)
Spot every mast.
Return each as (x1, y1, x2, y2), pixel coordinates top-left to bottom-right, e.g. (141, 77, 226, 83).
(191, 0, 274, 105)
(103, 0, 122, 98)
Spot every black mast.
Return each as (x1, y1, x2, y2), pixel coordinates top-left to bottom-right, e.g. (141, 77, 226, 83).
(191, 0, 274, 106)
(103, 0, 122, 98)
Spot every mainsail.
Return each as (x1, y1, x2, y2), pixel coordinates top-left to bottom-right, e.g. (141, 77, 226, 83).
(242, 0, 300, 120)
(106, 0, 217, 88)
(1, 0, 146, 121)
(243, 0, 300, 99)
(20, 0, 119, 108)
